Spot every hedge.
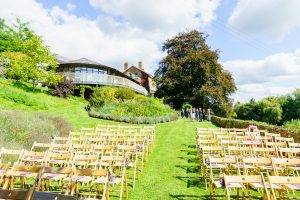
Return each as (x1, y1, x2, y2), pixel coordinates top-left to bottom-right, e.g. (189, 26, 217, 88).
(211, 116, 300, 142)
(88, 107, 179, 124)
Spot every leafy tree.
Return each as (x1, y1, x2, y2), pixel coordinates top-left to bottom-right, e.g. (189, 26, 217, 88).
(281, 89, 300, 122)
(154, 30, 236, 116)
(0, 19, 61, 88)
(234, 97, 282, 125)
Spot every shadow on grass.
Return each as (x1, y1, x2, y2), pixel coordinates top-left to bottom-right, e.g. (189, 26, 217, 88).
(169, 194, 202, 200)
(12, 81, 45, 93)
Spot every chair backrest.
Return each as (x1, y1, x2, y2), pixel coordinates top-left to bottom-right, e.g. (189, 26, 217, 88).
(43, 166, 73, 175)
(75, 168, 107, 177)
(288, 142, 300, 148)
(30, 142, 52, 152)
(0, 148, 24, 163)
(224, 175, 264, 189)
(12, 164, 41, 173)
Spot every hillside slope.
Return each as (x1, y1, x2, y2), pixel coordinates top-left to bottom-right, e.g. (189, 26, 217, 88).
(0, 78, 121, 130)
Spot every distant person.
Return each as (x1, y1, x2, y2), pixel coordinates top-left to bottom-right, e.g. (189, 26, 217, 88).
(207, 109, 211, 121)
(199, 108, 203, 121)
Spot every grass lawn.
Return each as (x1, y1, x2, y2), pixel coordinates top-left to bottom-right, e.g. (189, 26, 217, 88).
(1, 78, 298, 199)
(127, 119, 216, 200)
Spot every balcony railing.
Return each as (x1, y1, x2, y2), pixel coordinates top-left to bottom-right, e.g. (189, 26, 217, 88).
(73, 72, 148, 95)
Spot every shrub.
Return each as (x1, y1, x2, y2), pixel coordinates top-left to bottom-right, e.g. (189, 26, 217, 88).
(211, 116, 300, 142)
(0, 109, 73, 149)
(88, 107, 179, 124)
(50, 78, 75, 98)
(284, 119, 300, 132)
(88, 86, 178, 124)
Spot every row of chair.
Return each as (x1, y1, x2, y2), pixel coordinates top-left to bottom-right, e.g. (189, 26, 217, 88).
(196, 127, 300, 200)
(0, 124, 156, 200)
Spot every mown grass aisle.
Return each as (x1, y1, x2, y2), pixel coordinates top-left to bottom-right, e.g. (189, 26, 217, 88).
(128, 119, 216, 200)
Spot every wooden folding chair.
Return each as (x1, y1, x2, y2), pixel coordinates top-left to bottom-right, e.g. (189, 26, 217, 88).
(223, 174, 270, 200)
(272, 158, 300, 176)
(267, 173, 300, 200)
(206, 156, 237, 194)
(70, 168, 109, 199)
(4, 164, 42, 190)
(40, 166, 73, 194)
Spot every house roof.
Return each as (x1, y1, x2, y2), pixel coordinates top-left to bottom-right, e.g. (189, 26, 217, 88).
(57, 56, 140, 84)
(123, 65, 153, 78)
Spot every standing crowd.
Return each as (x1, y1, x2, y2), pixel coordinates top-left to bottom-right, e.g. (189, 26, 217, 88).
(180, 107, 211, 121)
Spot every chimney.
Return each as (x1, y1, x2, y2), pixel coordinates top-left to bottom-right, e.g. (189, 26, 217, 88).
(124, 62, 128, 71)
(138, 61, 143, 70)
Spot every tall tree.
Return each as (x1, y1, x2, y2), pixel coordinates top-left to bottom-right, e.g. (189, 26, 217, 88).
(0, 19, 61, 88)
(154, 30, 236, 116)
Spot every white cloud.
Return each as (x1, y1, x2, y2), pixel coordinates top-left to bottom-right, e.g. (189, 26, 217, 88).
(223, 49, 300, 102)
(228, 0, 300, 41)
(89, 0, 220, 34)
(0, 0, 220, 74)
(0, 0, 162, 72)
(66, 3, 76, 11)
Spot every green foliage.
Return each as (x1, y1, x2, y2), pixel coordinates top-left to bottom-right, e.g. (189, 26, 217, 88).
(0, 109, 72, 149)
(182, 102, 192, 109)
(281, 89, 300, 122)
(234, 97, 282, 125)
(88, 86, 178, 124)
(234, 89, 300, 125)
(211, 116, 300, 142)
(0, 18, 61, 87)
(284, 119, 300, 132)
(154, 30, 236, 116)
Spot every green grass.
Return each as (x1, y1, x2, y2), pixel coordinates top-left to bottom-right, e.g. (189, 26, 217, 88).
(127, 119, 216, 200)
(1, 78, 298, 199)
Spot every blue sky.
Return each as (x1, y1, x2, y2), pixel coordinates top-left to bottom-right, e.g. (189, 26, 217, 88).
(1, 0, 300, 102)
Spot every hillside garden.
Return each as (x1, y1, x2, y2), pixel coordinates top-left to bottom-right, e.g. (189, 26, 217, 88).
(0, 19, 299, 199)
